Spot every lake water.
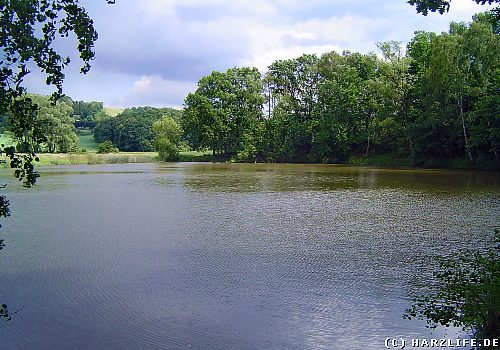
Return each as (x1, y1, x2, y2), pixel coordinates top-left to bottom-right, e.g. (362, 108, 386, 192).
(0, 163, 499, 349)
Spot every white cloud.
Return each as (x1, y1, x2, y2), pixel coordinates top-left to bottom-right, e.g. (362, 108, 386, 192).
(449, 0, 494, 15)
(126, 75, 196, 108)
(29, 0, 493, 107)
(239, 14, 393, 71)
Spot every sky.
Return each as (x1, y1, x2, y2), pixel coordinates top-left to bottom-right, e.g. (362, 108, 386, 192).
(25, 0, 493, 109)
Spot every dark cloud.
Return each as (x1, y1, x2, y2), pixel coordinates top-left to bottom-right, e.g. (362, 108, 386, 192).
(93, 47, 243, 81)
(84, 3, 248, 81)
(23, 0, 487, 107)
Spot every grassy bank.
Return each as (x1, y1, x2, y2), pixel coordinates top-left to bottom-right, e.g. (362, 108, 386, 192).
(36, 152, 158, 165)
(36, 152, 494, 169)
(33, 150, 214, 165)
(2, 131, 213, 165)
(177, 150, 214, 162)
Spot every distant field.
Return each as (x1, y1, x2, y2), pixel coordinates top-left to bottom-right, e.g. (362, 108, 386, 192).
(2, 130, 214, 165)
(104, 107, 124, 117)
(0, 133, 14, 147)
(77, 133, 99, 152)
(2, 131, 100, 152)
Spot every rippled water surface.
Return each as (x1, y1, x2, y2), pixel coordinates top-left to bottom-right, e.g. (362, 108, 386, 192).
(0, 163, 499, 349)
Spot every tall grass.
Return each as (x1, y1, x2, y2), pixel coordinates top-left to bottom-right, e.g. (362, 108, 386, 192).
(37, 152, 157, 165)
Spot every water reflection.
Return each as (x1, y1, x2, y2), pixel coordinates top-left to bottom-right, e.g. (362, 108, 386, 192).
(0, 163, 498, 349)
(177, 163, 500, 193)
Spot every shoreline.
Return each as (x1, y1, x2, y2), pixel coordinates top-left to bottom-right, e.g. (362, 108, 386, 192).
(21, 152, 498, 172)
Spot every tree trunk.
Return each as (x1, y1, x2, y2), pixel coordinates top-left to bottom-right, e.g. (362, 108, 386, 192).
(365, 133, 370, 157)
(402, 94, 416, 166)
(409, 138, 416, 166)
(365, 113, 373, 157)
(459, 95, 473, 162)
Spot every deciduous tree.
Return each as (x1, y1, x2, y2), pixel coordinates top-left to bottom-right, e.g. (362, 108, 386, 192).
(264, 54, 320, 161)
(408, 0, 499, 28)
(182, 67, 264, 159)
(153, 116, 181, 161)
(94, 107, 180, 152)
(0, 0, 115, 320)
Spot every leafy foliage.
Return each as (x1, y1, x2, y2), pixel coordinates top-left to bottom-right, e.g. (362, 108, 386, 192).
(0, 304, 10, 321)
(0, 194, 9, 219)
(182, 67, 264, 159)
(153, 116, 181, 161)
(0, 0, 114, 320)
(408, 0, 500, 28)
(0, 1, 97, 99)
(408, 0, 498, 15)
(72, 100, 104, 128)
(8, 94, 78, 153)
(314, 51, 380, 162)
(263, 54, 319, 162)
(94, 107, 181, 152)
(0, 192, 9, 229)
(1, 144, 40, 188)
(179, 14, 498, 168)
(0, 0, 111, 209)
(404, 230, 500, 347)
(96, 140, 118, 154)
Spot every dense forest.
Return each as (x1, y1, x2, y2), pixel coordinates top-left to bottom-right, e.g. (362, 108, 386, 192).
(1, 13, 498, 169)
(93, 107, 181, 152)
(183, 13, 499, 169)
(1, 98, 181, 154)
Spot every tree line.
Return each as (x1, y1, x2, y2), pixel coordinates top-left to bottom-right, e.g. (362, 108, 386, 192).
(182, 13, 499, 169)
(1, 95, 109, 153)
(2, 13, 497, 169)
(0, 0, 496, 334)
(1, 95, 183, 156)
(93, 106, 181, 152)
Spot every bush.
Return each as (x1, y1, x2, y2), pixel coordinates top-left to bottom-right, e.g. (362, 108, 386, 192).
(97, 140, 119, 154)
(404, 230, 500, 349)
(0, 304, 10, 321)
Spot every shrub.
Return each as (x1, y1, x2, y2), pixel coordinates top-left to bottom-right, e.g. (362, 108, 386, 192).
(404, 230, 500, 349)
(97, 140, 119, 154)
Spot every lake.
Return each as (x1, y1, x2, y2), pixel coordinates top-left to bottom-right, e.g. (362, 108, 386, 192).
(0, 163, 499, 349)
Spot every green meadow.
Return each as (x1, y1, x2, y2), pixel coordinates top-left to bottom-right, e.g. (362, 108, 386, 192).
(76, 129, 99, 152)
(0, 133, 14, 147)
(1, 132, 213, 165)
(104, 106, 124, 117)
